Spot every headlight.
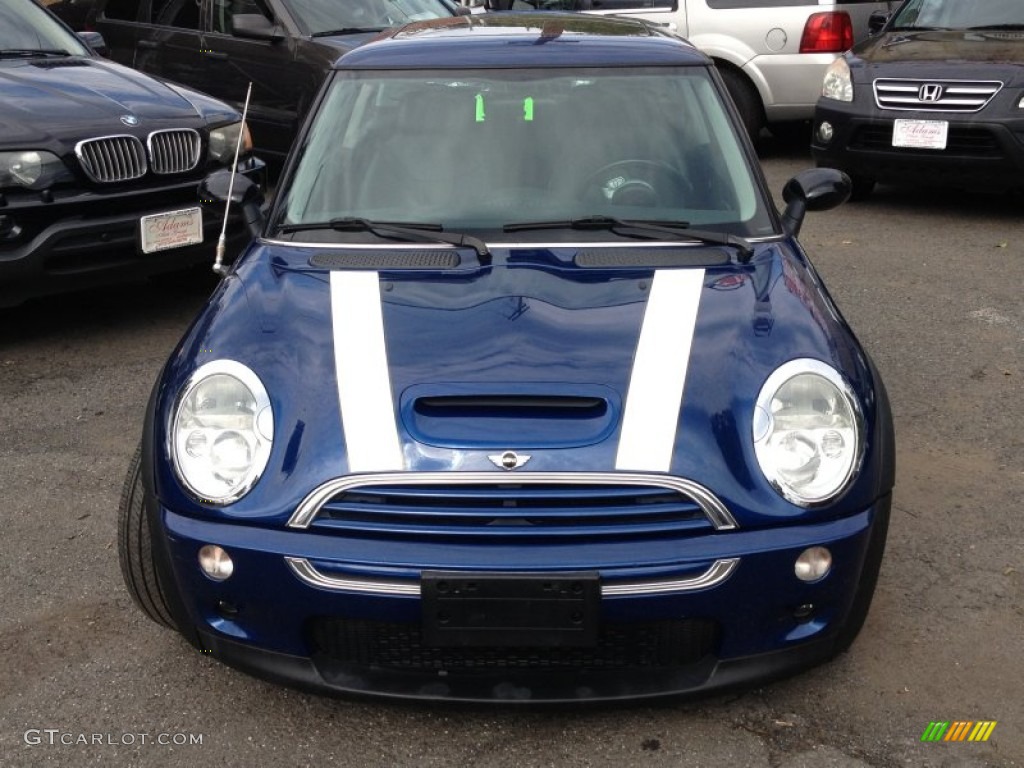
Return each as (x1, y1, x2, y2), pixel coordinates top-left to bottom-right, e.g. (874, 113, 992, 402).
(208, 121, 253, 164)
(822, 57, 853, 102)
(171, 360, 273, 504)
(0, 150, 70, 190)
(753, 359, 864, 506)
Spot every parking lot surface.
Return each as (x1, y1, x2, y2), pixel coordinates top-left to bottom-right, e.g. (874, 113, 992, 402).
(1, 143, 1021, 767)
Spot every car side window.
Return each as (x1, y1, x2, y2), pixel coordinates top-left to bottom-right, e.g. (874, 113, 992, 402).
(152, 0, 201, 28)
(102, 0, 144, 21)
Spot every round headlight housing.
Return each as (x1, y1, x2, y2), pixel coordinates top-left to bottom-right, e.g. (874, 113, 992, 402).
(0, 150, 71, 190)
(208, 121, 253, 164)
(753, 359, 864, 506)
(821, 57, 853, 103)
(171, 360, 273, 504)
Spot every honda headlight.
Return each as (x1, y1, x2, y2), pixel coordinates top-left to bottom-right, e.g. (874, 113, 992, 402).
(171, 360, 273, 504)
(208, 121, 253, 164)
(822, 57, 853, 102)
(753, 359, 864, 506)
(0, 150, 71, 190)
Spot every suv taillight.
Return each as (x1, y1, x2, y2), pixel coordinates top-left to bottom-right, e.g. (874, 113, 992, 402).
(800, 11, 853, 53)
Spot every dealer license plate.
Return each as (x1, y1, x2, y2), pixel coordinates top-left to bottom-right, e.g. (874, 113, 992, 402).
(892, 119, 948, 150)
(140, 207, 203, 254)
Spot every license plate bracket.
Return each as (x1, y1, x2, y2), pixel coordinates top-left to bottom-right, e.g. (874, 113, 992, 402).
(421, 571, 600, 648)
(139, 207, 203, 254)
(892, 119, 948, 150)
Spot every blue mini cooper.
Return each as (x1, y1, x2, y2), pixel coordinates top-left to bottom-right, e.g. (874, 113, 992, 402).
(120, 13, 895, 702)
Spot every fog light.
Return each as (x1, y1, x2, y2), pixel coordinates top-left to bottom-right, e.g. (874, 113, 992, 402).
(817, 121, 834, 143)
(198, 544, 234, 581)
(795, 546, 832, 582)
(0, 214, 19, 239)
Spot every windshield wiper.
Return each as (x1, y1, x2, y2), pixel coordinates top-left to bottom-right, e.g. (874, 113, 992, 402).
(310, 27, 383, 37)
(278, 217, 490, 262)
(0, 48, 73, 58)
(966, 24, 1024, 30)
(503, 216, 753, 261)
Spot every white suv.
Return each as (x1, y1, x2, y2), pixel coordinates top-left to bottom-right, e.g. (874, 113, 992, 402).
(484, 0, 894, 140)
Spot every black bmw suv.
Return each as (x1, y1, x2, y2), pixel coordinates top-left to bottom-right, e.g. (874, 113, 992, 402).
(812, 0, 1024, 200)
(1, 0, 264, 306)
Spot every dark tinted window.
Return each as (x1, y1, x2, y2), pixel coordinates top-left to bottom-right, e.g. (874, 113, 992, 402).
(101, 0, 142, 21)
(152, 0, 199, 28)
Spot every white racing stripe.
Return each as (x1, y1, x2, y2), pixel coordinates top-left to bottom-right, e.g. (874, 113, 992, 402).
(615, 269, 705, 472)
(330, 271, 404, 472)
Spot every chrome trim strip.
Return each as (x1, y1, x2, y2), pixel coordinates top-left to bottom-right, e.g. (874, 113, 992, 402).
(616, 268, 704, 472)
(286, 556, 739, 597)
(329, 271, 404, 472)
(285, 557, 421, 595)
(600, 558, 739, 596)
(287, 471, 738, 531)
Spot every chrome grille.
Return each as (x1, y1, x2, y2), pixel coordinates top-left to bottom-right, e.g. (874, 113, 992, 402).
(290, 472, 738, 540)
(873, 78, 1002, 113)
(75, 135, 146, 182)
(148, 129, 201, 174)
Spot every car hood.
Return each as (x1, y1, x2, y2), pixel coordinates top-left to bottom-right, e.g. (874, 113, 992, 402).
(0, 56, 215, 145)
(152, 243, 891, 525)
(855, 28, 1024, 67)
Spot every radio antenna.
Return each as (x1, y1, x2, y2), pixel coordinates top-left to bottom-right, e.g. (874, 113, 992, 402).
(213, 81, 253, 276)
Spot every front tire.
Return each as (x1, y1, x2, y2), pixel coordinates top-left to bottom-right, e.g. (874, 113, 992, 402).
(118, 446, 177, 630)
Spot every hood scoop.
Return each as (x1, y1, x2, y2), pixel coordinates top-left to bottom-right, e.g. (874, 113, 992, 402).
(400, 386, 620, 449)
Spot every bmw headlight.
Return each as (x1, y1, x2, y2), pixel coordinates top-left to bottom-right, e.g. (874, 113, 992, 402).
(171, 360, 273, 504)
(208, 121, 253, 164)
(753, 359, 864, 506)
(0, 150, 71, 190)
(822, 57, 853, 102)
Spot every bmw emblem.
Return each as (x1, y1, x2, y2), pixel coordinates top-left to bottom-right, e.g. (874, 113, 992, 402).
(120, 115, 140, 127)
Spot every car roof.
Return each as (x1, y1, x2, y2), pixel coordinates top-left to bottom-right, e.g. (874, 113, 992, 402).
(334, 13, 708, 70)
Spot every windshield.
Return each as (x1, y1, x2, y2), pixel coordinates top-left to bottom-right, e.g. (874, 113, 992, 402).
(0, 0, 88, 55)
(286, 0, 452, 35)
(891, 0, 1024, 30)
(275, 67, 773, 240)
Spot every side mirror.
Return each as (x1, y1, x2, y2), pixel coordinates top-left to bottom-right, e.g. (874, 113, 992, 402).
(780, 168, 851, 238)
(867, 11, 890, 36)
(231, 14, 282, 41)
(78, 30, 108, 56)
(199, 169, 266, 239)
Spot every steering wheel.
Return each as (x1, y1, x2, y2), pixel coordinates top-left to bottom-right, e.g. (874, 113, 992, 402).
(581, 159, 691, 207)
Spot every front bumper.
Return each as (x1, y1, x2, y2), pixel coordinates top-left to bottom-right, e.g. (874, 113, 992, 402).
(812, 100, 1024, 187)
(156, 495, 891, 702)
(0, 157, 265, 307)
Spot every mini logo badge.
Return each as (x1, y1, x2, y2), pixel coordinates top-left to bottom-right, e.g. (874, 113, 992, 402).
(488, 451, 531, 471)
(918, 83, 943, 102)
(120, 115, 140, 127)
